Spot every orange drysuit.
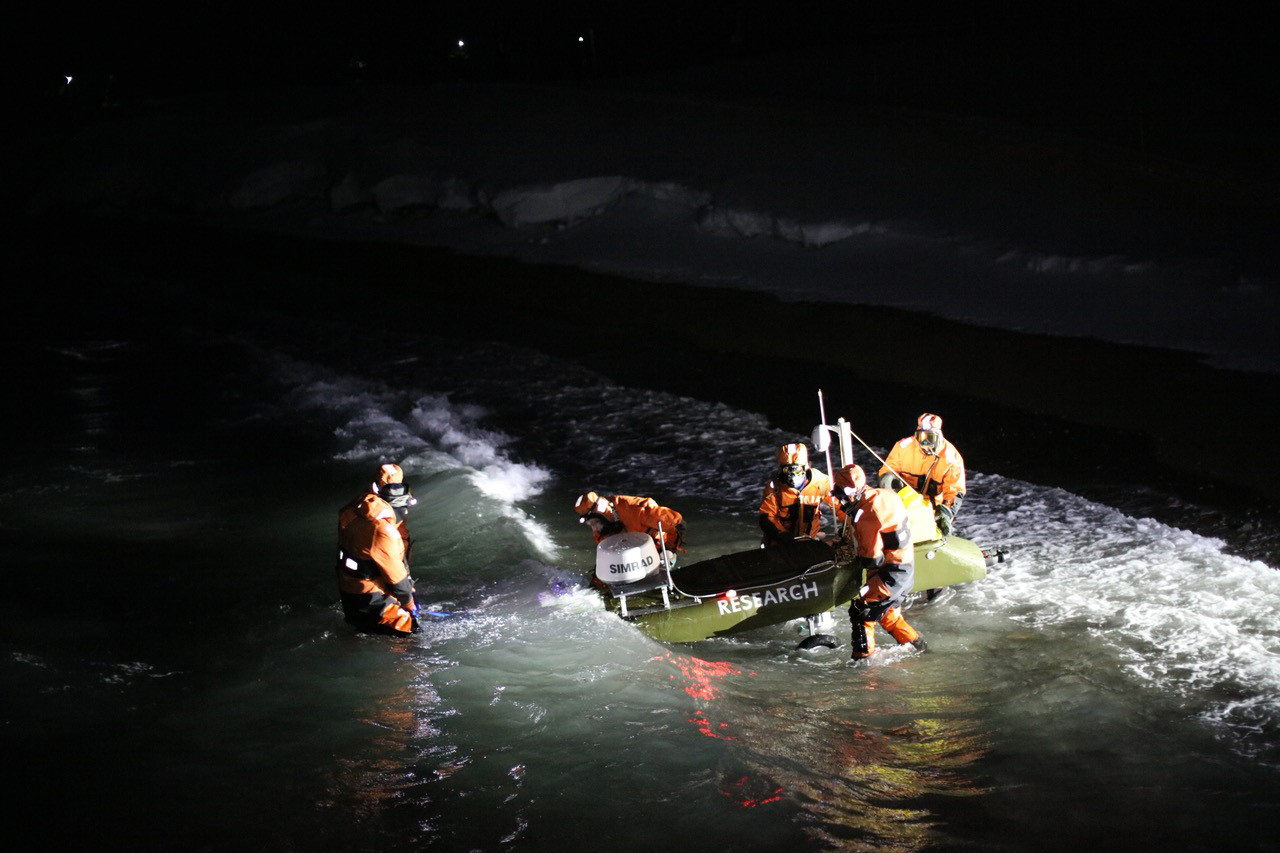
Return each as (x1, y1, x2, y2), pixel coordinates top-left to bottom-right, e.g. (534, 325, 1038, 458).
(336, 492, 418, 635)
(840, 486, 921, 657)
(879, 437, 966, 509)
(759, 468, 839, 545)
(586, 495, 686, 552)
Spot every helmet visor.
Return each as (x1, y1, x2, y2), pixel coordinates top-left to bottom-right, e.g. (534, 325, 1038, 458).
(915, 429, 939, 453)
(381, 482, 416, 508)
(780, 464, 806, 487)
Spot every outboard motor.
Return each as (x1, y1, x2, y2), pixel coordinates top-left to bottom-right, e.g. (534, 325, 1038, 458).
(595, 532, 663, 587)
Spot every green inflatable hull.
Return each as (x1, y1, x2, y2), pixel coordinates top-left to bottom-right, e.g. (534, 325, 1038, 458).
(599, 535, 990, 645)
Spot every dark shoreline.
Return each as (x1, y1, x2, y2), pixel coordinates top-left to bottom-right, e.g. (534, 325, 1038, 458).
(14, 216, 1280, 564)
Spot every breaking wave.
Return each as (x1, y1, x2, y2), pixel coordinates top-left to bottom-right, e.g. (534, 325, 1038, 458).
(963, 473, 1280, 764)
(266, 353, 558, 561)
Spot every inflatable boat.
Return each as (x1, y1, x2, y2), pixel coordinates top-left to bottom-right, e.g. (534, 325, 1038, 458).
(591, 515, 1005, 646)
(590, 405, 1008, 646)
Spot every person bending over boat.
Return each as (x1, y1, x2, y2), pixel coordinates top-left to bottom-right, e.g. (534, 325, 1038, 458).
(833, 463, 928, 659)
(336, 463, 420, 635)
(759, 442, 839, 546)
(878, 413, 966, 535)
(574, 491, 686, 557)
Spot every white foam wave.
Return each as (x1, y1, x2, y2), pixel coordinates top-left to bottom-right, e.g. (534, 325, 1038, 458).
(963, 474, 1280, 757)
(405, 397, 550, 502)
(274, 363, 549, 494)
(267, 356, 556, 558)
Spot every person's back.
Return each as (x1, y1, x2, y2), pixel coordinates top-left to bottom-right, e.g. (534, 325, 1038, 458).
(834, 464, 926, 658)
(846, 486, 912, 567)
(337, 493, 405, 578)
(613, 495, 683, 549)
(574, 491, 686, 553)
(335, 464, 419, 635)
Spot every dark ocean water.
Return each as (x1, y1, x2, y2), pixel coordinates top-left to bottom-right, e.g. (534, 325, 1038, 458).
(3, 218, 1279, 851)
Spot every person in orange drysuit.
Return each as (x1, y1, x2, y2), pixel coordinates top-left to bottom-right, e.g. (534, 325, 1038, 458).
(878, 413, 966, 535)
(833, 463, 927, 659)
(336, 463, 420, 635)
(758, 442, 839, 546)
(574, 491, 686, 557)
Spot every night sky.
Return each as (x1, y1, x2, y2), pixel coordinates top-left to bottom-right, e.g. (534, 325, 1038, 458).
(7, 3, 1275, 185)
(9, 4, 1272, 97)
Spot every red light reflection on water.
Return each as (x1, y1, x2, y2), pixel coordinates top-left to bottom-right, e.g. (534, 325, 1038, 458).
(720, 774, 785, 808)
(658, 651, 746, 739)
(656, 653, 784, 808)
(655, 651, 749, 701)
(688, 709, 735, 740)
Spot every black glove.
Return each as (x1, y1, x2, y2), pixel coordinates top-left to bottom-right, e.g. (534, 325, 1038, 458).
(935, 504, 955, 535)
(850, 596, 891, 623)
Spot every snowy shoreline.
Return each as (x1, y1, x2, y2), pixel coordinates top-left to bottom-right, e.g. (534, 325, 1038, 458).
(16, 80, 1279, 376)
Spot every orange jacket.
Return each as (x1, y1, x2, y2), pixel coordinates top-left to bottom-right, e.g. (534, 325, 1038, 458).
(591, 495, 685, 551)
(879, 437, 966, 508)
(758, 468, 838, 542)
(337, 493, 415, 606)
(841, 486, 912, 567)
